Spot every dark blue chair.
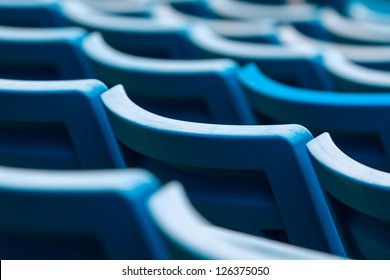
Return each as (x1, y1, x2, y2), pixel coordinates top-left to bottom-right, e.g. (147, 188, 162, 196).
(189, 24, 332, 90)
(0, 166, 163, 259)
(148, 181, 341, 259)
(82, 32, 255, 125)
(60, 1, 196, 59)
(307, 132, 390, 259)
(0, 79, 124, 169)
(101, 84, 345, 256)
(0, 25, 93, 80)
(238, 63, 390, 172)
(0, 0, 66, 27)
(322, 51, 390, 92)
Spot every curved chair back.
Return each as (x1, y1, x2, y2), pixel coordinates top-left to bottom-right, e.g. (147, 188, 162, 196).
(60, 1, 195, 59)
(238, 63, 390, 172)
(307, 132, 390, 259)
(0, 0, 65, 27)
(82, 32, 255, 125)
(0, 26, 93, 80)
(101, 84, 345, 256)
(0, 79, 124, 169)
(0, 166, 164, 259)
(189, 24, 332, 90)
(148, 181, 342, 259)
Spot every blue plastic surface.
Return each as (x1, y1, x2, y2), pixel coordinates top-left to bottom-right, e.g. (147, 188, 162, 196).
(101, 85, 345, 256)
(0, 25, 93, 80)
(0, 166, 163, 259)
(82, 32, 255, 124)
(307, 132, 390, 259)
(0, 79, 125, 169)
(238, 63, 390, 172)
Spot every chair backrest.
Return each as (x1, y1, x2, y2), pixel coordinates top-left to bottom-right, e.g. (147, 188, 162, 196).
(148, 181, 342, 259)
(0, 0, 65, 27)
(101, 84, 345, 256)
(0, 166, 164, 259)
(319, 8, 390, 45)
(82, 32, 255, 125)
(0, 79, 124, 169)
(188, 24, 332, 90)
(322, 51, 390, 92)
(154, 4, 279, 44)
(205, 0, 319, 21)
(238, 63, 390, 172)
(0, 25, 93, 80)
(307, 132, 390, 259)
(348, 0, 390, 24)
(279, 24, 390, 71)
(60, 1, 196, 59)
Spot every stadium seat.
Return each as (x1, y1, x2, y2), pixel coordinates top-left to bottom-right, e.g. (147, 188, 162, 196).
(101, 84, 345, 256)
(82, 32, 255, 124)
(0, 166, 164, 259)
(307, 132, 390, 259)
(0, 79, 125, 169)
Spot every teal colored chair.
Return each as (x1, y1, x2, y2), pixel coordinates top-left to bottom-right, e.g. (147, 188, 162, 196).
(322, 51, 390, 92)
(82, 32, 255, 124)
(307, 132, 390, 259)
(238, 63, 390, 172)
(0, 79, 124, 169)
(60, 1, 196, 59)
(148, 181, 342, 259)
(101, 84, 345, 256)
(189, 24, 332, 90)
(0, 166, 164, 259)
(0, 0, 66, 27)
(0, 25, 93, 80)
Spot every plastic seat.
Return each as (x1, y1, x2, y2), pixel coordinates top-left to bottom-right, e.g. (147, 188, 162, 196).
(238, 63, 390, 172)
(82, 32, 255, 125)
(323, 51, 390, 92)
(0, 0, 66, 27)
(279, 24, 390, 71)
(78, 0, 154, 17)
(189, 24, 332, 90)
(60, 1, 196, 59)
(205, 0, 319, 22)
(0, 79, 124, 169)
(101, 84, 345, 256)
(348, 0, 390, 24)
(148, 181, 342, 259)
(319, 8, 390, 45)
(0, 166, 164, 259)
(307, 132, 390, 259)
(154, 4, 279, 44)
(0, 25, 93, 80)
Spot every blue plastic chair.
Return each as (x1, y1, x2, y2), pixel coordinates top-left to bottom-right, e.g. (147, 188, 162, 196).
(148, 181, 342, 259)
(154, 4, 279, 44)
(204, 0, 319, 22)
(189, 24, 332, 90)
(319, 8, 390, 45)
(0, 25, 93, 80)
(279, 24, 390, 71)
(0, 79, 125, 169)
(101, 84, 345, 256)
(0, 166, 164, 259)
(79, 0, 154, 17)
(60, 1, 196, 59)
(82, 32, 255, 125)
(0, 0, 66, 27)
(307, 132, 390, 259)
(322, 51, 390, 92)
(347, 0, 390, 23)
(238, 63, 390, 172)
